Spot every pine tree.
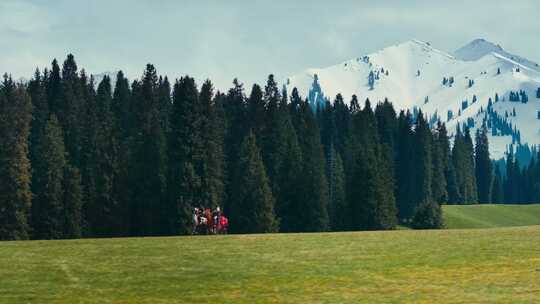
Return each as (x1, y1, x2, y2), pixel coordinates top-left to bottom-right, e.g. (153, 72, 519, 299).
(222, 79, 247, 216)
(395, 111, 416, 220)
(446, 161, 461, 204)
(291, 97, 330, 232)
(157, 76, 172, 132)
(31, 115, 66, 239)
(63, 165, 83, 238)
(346, 100, 396, 230)
(229, 132, 278, 233)
(409, 115, 443, 229)
(199, 80, 225, 209)
(375, 144, 399, 229)
(411, 198, 443, 229)
(475, 127, 493, 203)
(411, 112, 435, 216)
(452, 127, 477, 204)
(129, 65, 167, 236)
(46, 59, 62, 115)
(504, 151, 520, 203)
(111, 71, 132, 235)
(28, 69, 49, 173)
(112, 71, 132, 140)
(84, 76, 120, 236)
(375, 99, 398, 153)
(0, 77, 32, 240)
(59, 54, 84, 167)
(260, 76, 304, 232)
(167, 76, 202, 235)
(274, 93, 303, 232)
(463, 128, 478, 202)
(432, 122, 449, 203)
(246, 83, 266, 138)
(327, 147, 348, 231)
(491, 165, 504, 203)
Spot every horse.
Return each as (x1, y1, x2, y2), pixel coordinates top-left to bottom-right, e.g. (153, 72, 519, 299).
(204, 208, 214, 234)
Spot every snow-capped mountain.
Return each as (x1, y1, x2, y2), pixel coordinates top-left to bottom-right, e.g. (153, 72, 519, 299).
(286, 39, 540, 159)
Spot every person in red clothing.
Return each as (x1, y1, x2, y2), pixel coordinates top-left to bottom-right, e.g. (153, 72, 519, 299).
(219, 215, 228, 234)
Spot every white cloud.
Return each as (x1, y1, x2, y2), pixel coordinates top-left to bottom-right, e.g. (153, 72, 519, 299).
(0, 0, 538, 91)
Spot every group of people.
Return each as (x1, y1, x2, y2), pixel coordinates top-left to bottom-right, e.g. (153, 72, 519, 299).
(192, 206, 228, 235)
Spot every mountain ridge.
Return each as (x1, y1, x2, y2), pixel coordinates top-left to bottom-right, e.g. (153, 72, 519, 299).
(286, 39, 540, 159)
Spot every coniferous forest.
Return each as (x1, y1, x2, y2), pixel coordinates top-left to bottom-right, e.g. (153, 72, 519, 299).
(0, 55, 537, 240)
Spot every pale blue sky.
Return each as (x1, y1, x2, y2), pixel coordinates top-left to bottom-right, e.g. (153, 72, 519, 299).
(1, 0, 538, 90)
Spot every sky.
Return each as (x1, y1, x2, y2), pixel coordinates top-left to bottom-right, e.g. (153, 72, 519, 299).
(1, 0, 539, 91)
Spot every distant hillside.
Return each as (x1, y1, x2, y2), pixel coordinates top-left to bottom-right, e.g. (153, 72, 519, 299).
(443, 204, 540, 228)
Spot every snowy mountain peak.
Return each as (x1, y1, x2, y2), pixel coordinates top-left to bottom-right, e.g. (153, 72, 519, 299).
(455, 39, 540, 72)
(376, 39, 454, 59)
(454, 39, 504, 61)
(287, 39, 540, 160)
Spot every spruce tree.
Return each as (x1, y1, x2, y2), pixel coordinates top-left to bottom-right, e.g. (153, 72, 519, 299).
(222, 80, 247, 215)
(411, 111, 441, 228)
(112, 71, 132, 235)
(0, 77, 32, 240)
(112, 71, 132, 140)
(291, 98, 330, 231)
(31, 115, 66, 239)
(432, 122, 449, 204)
(395, 111, 416, 220)
(199, 80, 225, 209)
(84, 76, 120, 236)
(260, 76, 304, 232)
(375, 144, 399, 229)
(273, 96, 303, 232)
(475, 127, 493, 203)
(59, 54, 84, 167)
(375, 99, 398, 152)
(410, 115, 443, 229)
(229, 132, 278, 234)
(446, 162, 461, 204)
(168, 76, 202, 235)
(46, 59, 62, 115)
(491, 166, 504, 203)
(327, 147, 348, 231)
(411, 198, 443, 229)
(452, 127, 477, 204)
(246, 83, 266, 138)
(346, 100, 396, 230)
(157, 76, 172, 132)
(463, 128, 478, 203)
(28, 69, 49, 172)
(129, 65, 167, 236)
(63, 165, 83, 238)
(413, 112, 433, 206)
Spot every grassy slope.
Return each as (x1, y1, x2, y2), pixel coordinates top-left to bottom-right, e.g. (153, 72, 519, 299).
(1, 226, 540, 303)
(443, 204, 540, 229)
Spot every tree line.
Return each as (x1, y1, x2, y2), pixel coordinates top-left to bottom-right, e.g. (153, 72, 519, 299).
(0, 55, 516, 240)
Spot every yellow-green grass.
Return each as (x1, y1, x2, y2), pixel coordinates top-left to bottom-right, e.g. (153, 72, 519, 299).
(2, 226, 540, 303)
(443, 204, 540, 229)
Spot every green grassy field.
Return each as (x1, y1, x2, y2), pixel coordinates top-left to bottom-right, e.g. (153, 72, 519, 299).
(443, 204, 540, 229)
(1, 226, 540, 303)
